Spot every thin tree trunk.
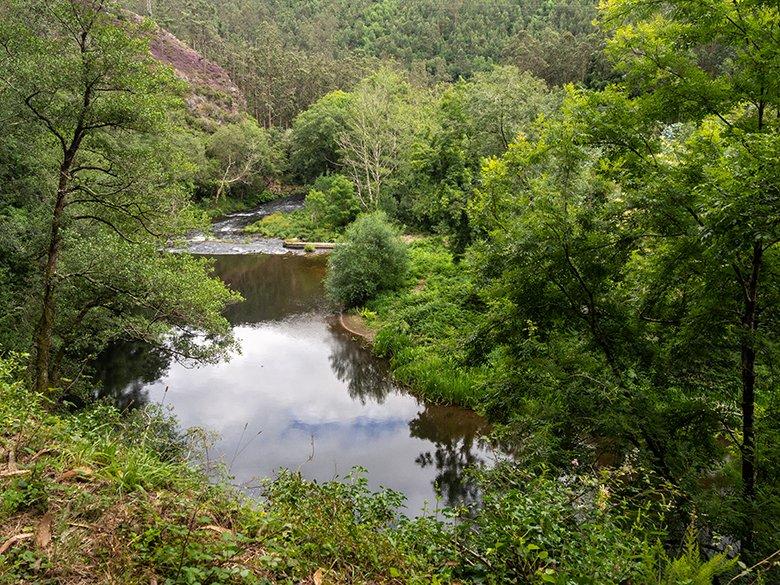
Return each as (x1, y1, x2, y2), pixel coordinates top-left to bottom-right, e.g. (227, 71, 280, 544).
(34, 162, 72, 391)
(740, 240, 762, 548)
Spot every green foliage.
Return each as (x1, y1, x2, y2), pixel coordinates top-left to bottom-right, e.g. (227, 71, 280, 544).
(305, 174, 361, 228)
(202, 118, 282, 200)
(325, 212, 409, 307)
(288, 91, 354, 182)
(0, 0, 239, 378)
(658, 525, 737, 585)
(1, 0, 778, 581)
(244, 210, 341, 242)
(448, 463, 737, 585)
(370, 239, 487, 405)
(397, 66, 557, 251)
(0, 357, 742, 584)
(337, 70, 421, 211)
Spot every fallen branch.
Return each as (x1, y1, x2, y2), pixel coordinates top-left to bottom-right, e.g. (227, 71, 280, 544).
(0, 469, 30, 478)
(0, 533, 34, 555)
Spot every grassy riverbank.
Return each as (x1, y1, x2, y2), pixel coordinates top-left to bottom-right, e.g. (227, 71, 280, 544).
(0, 356, 736, 584)
(352, 238, 490, 409)
(244, 210, 343, 243)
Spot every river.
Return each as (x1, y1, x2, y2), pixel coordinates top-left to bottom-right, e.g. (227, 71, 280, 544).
(97, 251, 494, 515)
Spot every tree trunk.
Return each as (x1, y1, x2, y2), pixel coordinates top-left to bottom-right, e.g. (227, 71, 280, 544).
(33, 162, 71, 392)
(740, 240, 763, 548)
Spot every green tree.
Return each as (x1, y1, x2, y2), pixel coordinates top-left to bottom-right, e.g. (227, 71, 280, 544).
(0, 0, 237, 391)
(305, 174, 361, 229)
(337, 71, 418, 211)
(325, 212, 408, 307)
(288, 90, 354, 183)
(203, 118, 280, 201)
(399, 66, 555, 253)
(594, 0, 780, 550)
(452, 66, 557, 160)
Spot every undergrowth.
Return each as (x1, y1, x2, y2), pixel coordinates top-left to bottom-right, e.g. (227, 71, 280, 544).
(366, 238, 489, 407)
(0, 356, 748, 584)
(244, 211, 342, 242)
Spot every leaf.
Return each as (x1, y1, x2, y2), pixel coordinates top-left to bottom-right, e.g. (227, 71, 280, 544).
(0, 533, 34, 555)
(35, 513, 53, 549)
(313, 568, 324, 585)
(56, 467, 94, 482)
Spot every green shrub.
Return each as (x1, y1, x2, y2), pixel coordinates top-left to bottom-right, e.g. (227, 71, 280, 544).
(325, 212, 409, 307)
(305, 174, 361, 228)
(449, 463, 736, 585)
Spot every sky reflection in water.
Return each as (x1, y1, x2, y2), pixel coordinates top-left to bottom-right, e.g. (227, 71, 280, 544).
(99, 254, 493, 515)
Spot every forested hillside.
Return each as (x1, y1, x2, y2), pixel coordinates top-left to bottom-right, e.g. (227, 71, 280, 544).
(1, 0, 778, 583)
(122, 0, 607, 126)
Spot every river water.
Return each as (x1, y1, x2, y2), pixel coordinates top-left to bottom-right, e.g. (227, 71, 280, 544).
(98, 253, 494, 515)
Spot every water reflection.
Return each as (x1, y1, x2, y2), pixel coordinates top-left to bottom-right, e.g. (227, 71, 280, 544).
(96, 342, 170, 410)
(215, 254, 327, 323)
(410, 405, 489, 508)
(328, 325, 395, 405)
(96, 254, 493, 513)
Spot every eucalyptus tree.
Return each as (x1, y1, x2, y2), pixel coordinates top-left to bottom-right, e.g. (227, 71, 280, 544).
(337, 71, 418, 211)
(0, 0, 238, 391)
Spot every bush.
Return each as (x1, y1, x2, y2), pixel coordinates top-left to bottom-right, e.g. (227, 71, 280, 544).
(305, 174, 361, 228)
(325, 212, 408, 307)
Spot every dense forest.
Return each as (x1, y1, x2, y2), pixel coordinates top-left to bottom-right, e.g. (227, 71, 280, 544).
(0, 0, 778, 583)
(121, 0, 609, 126)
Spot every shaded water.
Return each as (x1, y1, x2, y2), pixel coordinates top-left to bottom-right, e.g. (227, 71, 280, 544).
(98, 254, 494, 514)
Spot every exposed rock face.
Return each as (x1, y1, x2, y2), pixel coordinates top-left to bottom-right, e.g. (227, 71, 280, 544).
(149, 26, 246, 120)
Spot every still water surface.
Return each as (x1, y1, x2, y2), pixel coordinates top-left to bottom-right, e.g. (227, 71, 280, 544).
(99, 254, 493, 514)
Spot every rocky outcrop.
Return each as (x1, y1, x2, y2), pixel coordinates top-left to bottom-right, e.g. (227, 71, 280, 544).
(148, 26, 246, 122)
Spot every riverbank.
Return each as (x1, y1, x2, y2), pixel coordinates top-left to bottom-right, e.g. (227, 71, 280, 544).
(0, 357, 444, 583)
(341, 237, 491, 409)
(337, 312, 377, 344)
(0, 357, 715, 583)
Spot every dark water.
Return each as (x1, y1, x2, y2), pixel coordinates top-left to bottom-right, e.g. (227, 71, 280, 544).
(98, 254, 494, 514)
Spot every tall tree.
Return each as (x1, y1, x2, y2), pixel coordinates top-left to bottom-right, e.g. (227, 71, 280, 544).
(337, 71, 416, 211)
(597, 0, 779, 547)
(0, 0, 237, 391)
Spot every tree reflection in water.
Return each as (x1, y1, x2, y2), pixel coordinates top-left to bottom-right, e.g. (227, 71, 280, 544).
(328, 324, 491, 508)
(328, 324, 395, 404)
(94, 341, 170, 410)
(409, 405, 490, 509)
